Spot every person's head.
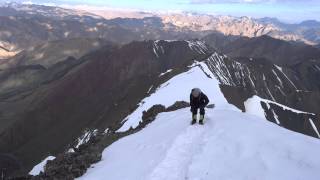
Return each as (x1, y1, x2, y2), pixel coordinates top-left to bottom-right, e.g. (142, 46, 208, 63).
(192, 88, 201, 97)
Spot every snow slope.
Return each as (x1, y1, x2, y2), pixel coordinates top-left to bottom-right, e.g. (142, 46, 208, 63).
(78, 60, 320, 180)
(79, 108, 320, 180)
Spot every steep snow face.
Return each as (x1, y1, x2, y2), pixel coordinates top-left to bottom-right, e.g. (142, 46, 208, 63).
(245, 96, 315, 118)
(117, 61, 237, 132)
(244, 96, 320, 138)
(78, 108, 320, 180)
(29, 156, 56, 175)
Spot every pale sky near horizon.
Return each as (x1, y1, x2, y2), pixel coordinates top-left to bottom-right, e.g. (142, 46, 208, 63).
(2, 0, 320, 23)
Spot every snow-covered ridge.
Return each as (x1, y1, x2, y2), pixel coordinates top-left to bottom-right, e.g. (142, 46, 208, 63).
(117, 59, 236, 132)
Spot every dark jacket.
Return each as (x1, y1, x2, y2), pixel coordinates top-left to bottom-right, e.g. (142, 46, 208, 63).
(190, 92, 209, 108)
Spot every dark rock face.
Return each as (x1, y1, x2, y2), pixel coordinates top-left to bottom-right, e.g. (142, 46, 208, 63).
(166, 101, 190, 112)
(219, 85, 252, 112)
(141, 101, 190, 124)
(142, 105, 166, 123)
(261, 101, 320, 138)
(0, 40, 211, 176)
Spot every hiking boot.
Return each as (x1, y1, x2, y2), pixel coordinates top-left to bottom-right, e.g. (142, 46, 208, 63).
(191, 114, 197, 125)
(199, 115, 204, 125)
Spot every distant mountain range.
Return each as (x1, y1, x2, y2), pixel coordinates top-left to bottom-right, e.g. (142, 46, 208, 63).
(0, 3, 319, 57)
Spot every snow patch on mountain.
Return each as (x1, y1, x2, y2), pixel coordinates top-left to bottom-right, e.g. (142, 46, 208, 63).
(159, 69, 172, 77)
(29, 156, 56, 176)
(153, 40, 165, 58)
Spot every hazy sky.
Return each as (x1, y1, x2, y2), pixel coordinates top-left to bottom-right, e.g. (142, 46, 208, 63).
(2, 0, 320, 23)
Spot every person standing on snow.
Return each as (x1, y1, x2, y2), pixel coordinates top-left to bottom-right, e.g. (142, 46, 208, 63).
(190, 88, 209, 125)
